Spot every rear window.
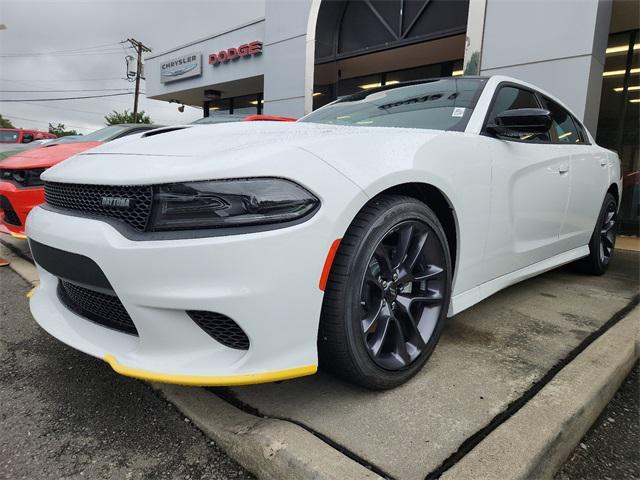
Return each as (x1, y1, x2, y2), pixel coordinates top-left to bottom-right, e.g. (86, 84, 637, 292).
(0, 130, 19, 143)
(299, 78, 487, 132)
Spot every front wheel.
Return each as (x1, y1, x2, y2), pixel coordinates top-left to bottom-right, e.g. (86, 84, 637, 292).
(318, 195, 452, 390)
(578, 192, 618, 275)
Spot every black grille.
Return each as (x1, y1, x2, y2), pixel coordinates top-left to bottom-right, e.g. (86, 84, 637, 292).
(0, 195, 21, 226)
(44, 182, 153, 232)
(57, 280, 138, 336)
(187, 311, 250, 350)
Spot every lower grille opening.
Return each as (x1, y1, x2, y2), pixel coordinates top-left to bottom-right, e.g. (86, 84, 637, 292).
(57, 280, 138, 336)
(187, 311, 249, 350)
(0, 195, 21, 226)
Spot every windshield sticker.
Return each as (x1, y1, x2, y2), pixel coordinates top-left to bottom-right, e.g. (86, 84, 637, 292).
(452, 107, 466, 117)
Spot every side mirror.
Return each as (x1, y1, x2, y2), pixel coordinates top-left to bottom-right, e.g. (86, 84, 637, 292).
(487, 108, 552, 137)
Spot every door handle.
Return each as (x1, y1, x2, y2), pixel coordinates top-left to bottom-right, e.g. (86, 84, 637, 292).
(600, 159, 608, 167)
(558, 164, 569, 174)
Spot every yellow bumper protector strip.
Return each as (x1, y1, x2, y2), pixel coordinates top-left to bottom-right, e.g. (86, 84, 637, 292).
(103, 354, 317, 386)
(10, 232, 27, 240)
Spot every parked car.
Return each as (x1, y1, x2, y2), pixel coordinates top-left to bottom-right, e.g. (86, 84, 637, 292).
(191, 114, 296, 124)
(26, 76, 621, 389)
(0, 124, 162, 237)
(0, 139, 56, 160)
(0, 128, 56, 144)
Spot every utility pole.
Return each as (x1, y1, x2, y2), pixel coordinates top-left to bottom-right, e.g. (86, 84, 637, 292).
(125, 38, 151, 123)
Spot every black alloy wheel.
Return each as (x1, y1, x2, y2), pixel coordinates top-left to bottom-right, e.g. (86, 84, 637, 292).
(318, 195, 452, 389)
(359, 220, 446, 370)
(578, 192, 618, 275)
(599, 202, 617, 265)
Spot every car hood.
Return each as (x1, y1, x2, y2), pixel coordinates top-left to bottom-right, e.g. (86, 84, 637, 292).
(42, 122, 445, 185)
(0, 141, 104, 169)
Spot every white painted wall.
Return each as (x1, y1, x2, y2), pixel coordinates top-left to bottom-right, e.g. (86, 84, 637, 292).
(262, 0, 317, 117)
(479, 0, 612, 132)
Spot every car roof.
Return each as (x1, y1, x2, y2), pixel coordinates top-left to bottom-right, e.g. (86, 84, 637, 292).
(115, 124, 165, 129)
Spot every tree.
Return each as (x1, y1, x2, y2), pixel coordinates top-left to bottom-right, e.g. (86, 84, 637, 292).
(0, 114, 14, 128)
(104, 109, 152, 125)
(48, 123, 79, 137)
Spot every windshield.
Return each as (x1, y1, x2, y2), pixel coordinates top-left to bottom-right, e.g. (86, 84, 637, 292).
(71, 125, 132, 142)
(299, 78, 487, 131)
(0, 130, 20, 143)
(191, 114, 247, 125)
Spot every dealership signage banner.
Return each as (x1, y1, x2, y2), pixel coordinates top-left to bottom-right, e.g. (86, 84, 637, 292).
(161, 52, 202, 83)
(209, 41, 263, 65)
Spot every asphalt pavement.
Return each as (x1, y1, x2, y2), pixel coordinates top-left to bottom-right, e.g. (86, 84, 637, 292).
(555, 364, 639, 480)
(0, 265, 253, 480)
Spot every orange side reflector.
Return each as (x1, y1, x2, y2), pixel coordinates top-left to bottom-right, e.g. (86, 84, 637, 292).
(319, 238, 341, 291)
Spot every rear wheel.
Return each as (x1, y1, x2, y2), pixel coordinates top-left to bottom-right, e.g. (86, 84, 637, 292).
(578, 192, 618, 275)
(318, 195, 452, 389)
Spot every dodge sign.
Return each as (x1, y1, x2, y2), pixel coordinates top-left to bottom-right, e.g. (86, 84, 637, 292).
(208, 41, 263, 65)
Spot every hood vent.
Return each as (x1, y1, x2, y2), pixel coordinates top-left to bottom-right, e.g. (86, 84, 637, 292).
(141, 126, 192, 138)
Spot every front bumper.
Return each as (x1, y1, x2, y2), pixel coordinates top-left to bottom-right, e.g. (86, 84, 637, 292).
(0, 180, 43, 237)
(26, 174, 366, 384)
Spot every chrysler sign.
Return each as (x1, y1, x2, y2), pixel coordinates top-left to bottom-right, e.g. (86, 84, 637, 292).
(161, 52, 202, 83)
(208, 41, 263, 65)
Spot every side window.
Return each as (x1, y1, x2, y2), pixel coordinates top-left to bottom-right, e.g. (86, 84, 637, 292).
(486, 86, 550, 142)
(571, 116, 588, 144)
(21, 133, 34, 144)
(540, 97, 581, 144)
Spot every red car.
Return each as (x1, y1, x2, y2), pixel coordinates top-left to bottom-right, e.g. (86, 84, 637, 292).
(0, 128, 57, 144)
(0, 124, 162, 238)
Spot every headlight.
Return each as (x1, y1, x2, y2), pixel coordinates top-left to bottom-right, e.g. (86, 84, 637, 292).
(150, 178, 320, 231)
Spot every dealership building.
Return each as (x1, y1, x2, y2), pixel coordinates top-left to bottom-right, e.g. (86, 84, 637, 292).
(145, 0, 638, 180)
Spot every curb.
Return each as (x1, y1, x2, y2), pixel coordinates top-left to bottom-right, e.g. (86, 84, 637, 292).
(442, 306, 639, 480)
(0, 239, 38, 287)
(153, 383, 382, 480)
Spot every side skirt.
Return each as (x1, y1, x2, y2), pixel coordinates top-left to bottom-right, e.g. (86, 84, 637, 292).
(448, 246, 590, 316)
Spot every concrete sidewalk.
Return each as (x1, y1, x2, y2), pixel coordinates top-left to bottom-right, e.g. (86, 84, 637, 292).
(219, 251, 639, 479)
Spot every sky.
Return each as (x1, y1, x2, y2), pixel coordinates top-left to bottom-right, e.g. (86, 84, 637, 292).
(0, 0, 264, 134)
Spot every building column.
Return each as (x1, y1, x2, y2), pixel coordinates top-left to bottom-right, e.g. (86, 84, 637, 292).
(477, 0, 612, 132)
(262, 0, 318, 118)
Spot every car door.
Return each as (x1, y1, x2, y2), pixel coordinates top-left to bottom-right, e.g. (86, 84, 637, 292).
(538, 96, 609, 251)
(480, 84, 572, 281)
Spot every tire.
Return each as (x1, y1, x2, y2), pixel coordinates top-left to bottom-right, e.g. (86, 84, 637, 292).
(577, 192, 618, 275)
(318, 195, 452, 390)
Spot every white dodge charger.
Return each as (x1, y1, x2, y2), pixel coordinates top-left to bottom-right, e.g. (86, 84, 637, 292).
(26, 76, 621, 389)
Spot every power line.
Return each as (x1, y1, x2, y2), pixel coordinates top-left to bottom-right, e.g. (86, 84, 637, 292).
(9, 101, 109, 117)
(0, 77, 127, 83)
(0, 50, 130, 59)
(2, 88, 134, 93)
(0, 92, 135, 102)
(1, 114, 90, 131)
(0, 41, 131, 57)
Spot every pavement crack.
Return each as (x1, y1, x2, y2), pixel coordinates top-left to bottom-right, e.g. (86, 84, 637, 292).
(423, 293, 640, 480)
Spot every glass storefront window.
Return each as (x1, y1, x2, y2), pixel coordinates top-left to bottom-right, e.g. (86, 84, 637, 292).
(596, 30, 639, 235)
(314, 59, 465, 109)
(206, 93, 262, 116)
(234, 94, 262, 114)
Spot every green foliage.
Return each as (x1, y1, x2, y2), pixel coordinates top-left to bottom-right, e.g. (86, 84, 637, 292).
(0, 114, 14, 128)
(48, 123, 79, 137)
(104, 109, 152, 125)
